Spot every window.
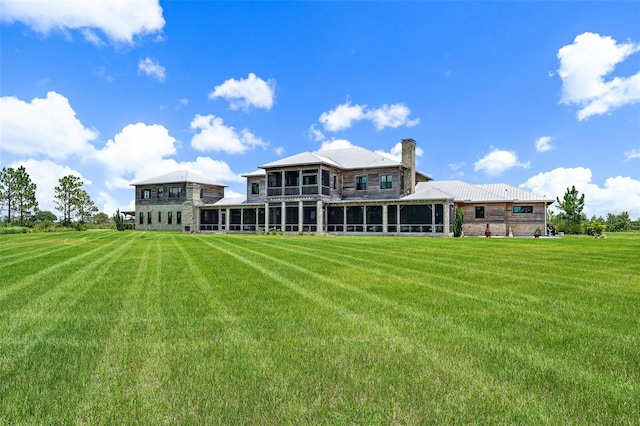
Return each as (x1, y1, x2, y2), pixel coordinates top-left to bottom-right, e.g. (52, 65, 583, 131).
(268, 172, 282, 187)
(333, 175, 337, 189)
(177, 211, 182, 225)
(200, 188, 204, 199)
(251, 182, 260, 195)
(168, 211, 173, 224)
(513, 206, 533, 214)
(141, 189, 151, 199)
(475, 206, 485, 219)
(158, 211, 162, 223)
(157, 187, 164, 198)
(302, 174, 317, 185)
(285, 171, 299, 187)
(147, 212, 152, 224)
(381, 175, 392, 189)
(139, 212, 144, 225)
(322, 170, 330, 187)
(169, 187, 182, 198)
(356, 176, 367, 190)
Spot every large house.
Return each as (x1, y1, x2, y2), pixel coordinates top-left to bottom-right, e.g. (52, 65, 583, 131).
(131, 139, 553, 237)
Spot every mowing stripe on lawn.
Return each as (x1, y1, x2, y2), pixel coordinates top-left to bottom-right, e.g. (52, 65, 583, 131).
(194, 235, 562, 421)
(0, 232, 135, 303)
(0, 234, 137, 382)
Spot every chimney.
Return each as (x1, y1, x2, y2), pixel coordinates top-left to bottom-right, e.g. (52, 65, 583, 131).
(401, 138, 416, 195)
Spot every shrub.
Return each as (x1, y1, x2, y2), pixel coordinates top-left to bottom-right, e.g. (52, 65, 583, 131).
(453, 208, 464, 237)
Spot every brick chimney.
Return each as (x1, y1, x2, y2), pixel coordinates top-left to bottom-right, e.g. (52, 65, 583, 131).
(401, 138, 416, 195)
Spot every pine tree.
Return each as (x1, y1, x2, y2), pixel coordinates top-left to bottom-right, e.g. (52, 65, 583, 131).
(0, 166, 38, 223)
(54, 175, 84, 226)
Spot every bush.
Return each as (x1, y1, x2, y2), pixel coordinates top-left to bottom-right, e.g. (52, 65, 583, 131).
(453, 208, 464, 237)
(0, 226, 30, 234)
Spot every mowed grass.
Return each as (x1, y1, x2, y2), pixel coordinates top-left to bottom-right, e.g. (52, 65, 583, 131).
(0, 231, 638, 424)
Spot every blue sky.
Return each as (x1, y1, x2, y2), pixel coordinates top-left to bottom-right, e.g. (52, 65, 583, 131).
(1, 1, 639, 219)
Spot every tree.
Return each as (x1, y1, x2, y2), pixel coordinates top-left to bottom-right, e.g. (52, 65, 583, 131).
(453, 207, 464, 237)
(0, 166, 38, 223)
(54, 175, 84, 226)
(77, 189, 98, 223)
(94, 212, 110, 225)
(606, 211, 631, 232)
(33, 210, 58, 222)
(556, 186, 586, 234)
(113, 209, 126, 231)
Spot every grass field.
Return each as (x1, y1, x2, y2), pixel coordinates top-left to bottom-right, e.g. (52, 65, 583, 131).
(1, 231, 638, 424)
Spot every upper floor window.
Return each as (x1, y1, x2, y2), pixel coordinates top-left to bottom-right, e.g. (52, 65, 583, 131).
(200, 188, 204, 199)
(141, 189, 151, 199)
(169, 187, 182, 198)
(475, 206, 485, 219)
(285, 171, 299, 187)
(251, 182, 260, 195)
(333, 175, 337, 189)
(268, 172, 282, 187)
(381, 175, 392, 189)
(356, 176, 367, 190)
(322, 170, 330, 187)
(302, 174, 317, 186)
(513, 206, 533, 214)
(157, 187, 164, 198)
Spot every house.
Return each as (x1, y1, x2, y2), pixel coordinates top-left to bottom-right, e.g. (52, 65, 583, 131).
(131, 139, 553, 236)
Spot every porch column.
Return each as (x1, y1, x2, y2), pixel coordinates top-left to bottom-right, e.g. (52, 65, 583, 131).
(316, 200, 323, 233)
(225, 208, 230, 230)
(298, 201, 304, 231)
(264, 203, 269, 231)
(444, 202, 451, 236)
(281, 201, 286, 231)
(382, 204, 388, 233)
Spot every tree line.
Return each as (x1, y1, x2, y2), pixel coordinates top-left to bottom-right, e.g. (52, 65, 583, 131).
(550, 185, 639, 236)
(0, 166, 102, 228)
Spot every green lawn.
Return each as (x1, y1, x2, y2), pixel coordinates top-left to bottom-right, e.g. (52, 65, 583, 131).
(1, 231, 638, 424)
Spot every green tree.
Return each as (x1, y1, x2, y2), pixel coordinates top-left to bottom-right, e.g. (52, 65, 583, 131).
(54, 175, 84, 226)
(0, 166, 38, 223)
(453, 207, 464, 237)
(33, 210, 58, 222)
(77, 189, 98, 223)
(94, 212, 110, 225)
(113, 209, 126, 231)
(556, 186, 586, 234)
(606, 211, 631, 232)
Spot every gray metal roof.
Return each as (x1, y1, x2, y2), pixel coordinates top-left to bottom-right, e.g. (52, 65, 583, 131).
(260, 146, 403, 170)
(413, 180, 552, 203)
(212, 195, 247, 206)
(131, 170, 225, 186)
(260, 152, 340, 169)
(241, 169, 266, 177)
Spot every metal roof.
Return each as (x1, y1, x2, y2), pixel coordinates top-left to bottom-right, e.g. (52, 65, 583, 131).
(413, 180, 552, 203)
(211, 195, 247, 206)
(131, 170, 225, 187)
(260, 146, 403, 170)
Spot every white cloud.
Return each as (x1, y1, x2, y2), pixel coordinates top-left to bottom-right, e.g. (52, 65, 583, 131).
(10, 159, 89, 215)
(557, 32, 640, 120)
(625, 148, 640, 160)
(368, 104, 420, 130)
(319, 102, 367, 132)
(307, 124, 326, 142)
(317, 139, 355, 151)
(138, 57, 166, 81)
(0, 0, 165, 44)
(190, 114, 268, 154)
(209, 73, 276, 111)
(521, 167, 640, 219)
(95, 123, 176, 179)
(449, 162, 465, 171)
(318, 100, 419, 132)
(274, 146, 285, 156)
(535, 136, 554, 152)
(375, 142, 424, 162)
(0, 91, 98, 159)
(474, 148, 530, 176)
